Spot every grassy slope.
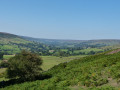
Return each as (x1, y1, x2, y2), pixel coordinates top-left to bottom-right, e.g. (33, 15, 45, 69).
(0, 32, 31, 54)
(2, 50, 120, 90)
(0, 32, 30, 44)
(0, 32, 49, 55)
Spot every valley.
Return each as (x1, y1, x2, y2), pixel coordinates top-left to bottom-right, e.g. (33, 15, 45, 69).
(1, 0, 120, 89)
(0, 32, 120, 89)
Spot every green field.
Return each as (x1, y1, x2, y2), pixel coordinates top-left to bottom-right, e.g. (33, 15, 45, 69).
(0, 55, 87, 81)
(3, 55, 15, 60)
(3, 55, 87, 71)
(0, 68, 7, 81)
(0, 68, 6, 74)
(74, 48, 104, 54)
(41, 55, 86, 71)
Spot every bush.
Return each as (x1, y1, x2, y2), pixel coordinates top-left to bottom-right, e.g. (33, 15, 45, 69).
(0, 60, 9, 68)
(6, 50, 43, 81)
(0, 52, 4, 59)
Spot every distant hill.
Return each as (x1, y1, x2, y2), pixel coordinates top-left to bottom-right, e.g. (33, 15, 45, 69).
(0, 32, 49, 55)
(1, 32, 120, 55)
(2, 49, 120, 89)
(21, 36, 120, 50)
(21, 36, 86, 45)
(21, 36, 120, 46)
(0, 32, 30, 44)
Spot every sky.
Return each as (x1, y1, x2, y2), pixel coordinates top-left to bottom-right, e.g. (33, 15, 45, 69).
(0, 0, 120, 40)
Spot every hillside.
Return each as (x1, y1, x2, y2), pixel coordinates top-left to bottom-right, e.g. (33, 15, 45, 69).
(0, 32, 30, 44)
(22, 36, 120, 46)
(1, 32, 120, 56)
(2, 49, 120, 90)
(0, 32, 49, 55)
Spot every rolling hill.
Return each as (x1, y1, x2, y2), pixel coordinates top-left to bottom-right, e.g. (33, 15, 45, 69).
(22, 36, 120, 56)
(0, 32, 30, 44)
(1, 49, 120, 89)
(21, 36, 120, 46)
(22, 36, 120, 49)
(1, 32, 120, 56)
(1, 32, 120, 89)
(0, 32, 49, 55)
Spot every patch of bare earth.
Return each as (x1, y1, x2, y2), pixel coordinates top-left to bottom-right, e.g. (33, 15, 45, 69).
(106, 49, 120, 55)
(107, 78, 120, 87)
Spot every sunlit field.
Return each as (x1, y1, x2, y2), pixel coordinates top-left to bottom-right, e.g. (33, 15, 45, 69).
(0, 55, 87, 81)
(41, 55, 87, 71)
(3, 55, 87, 71)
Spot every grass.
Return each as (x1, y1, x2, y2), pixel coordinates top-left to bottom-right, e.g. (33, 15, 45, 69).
(0, 68, 7, 81)
(3, 55, 15, 60)
(0, 68, 6, 74)
(3, 55, 87, 71)
(0, 60, 2, 63)
(0, 55, 87, 81)
(61, 49, 68, 52)
(41, 55, 86, 71)
(74, 48, 103, 54)
(2, 50, 120, 89)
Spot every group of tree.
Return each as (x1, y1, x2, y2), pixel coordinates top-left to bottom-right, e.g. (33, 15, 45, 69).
(5, 50, 43, 81)
(0, 40, 106, 56)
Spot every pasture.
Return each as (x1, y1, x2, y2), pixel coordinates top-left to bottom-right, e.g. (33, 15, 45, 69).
(74, 48, 103, 54)
(0, 55, 87, 81)
(3, 55, 86, 71)
(41, 55, 86, 71)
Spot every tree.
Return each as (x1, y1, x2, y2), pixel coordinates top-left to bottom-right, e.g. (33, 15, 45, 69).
(6, 50, 43, 81)
(88, 51, 95, 55)
(0, 52, 4, 60)
(0, 60, 9, 68)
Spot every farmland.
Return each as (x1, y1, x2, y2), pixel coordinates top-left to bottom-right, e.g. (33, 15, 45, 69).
(0, 55, 87, 81)
(41, 55, 87, 71)
(1, 33, 120, 89)
(3, 55, 87, 71)
(0, 0, 120, 89)
(1, 49, 120, 89)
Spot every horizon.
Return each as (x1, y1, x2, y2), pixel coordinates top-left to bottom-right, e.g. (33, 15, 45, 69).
(1, 31, 120, 41)
(0, 0, 120, 40)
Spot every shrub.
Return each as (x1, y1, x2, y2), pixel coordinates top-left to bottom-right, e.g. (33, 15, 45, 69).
(6, 50, 43, 81)
(0, 60, 9, 68)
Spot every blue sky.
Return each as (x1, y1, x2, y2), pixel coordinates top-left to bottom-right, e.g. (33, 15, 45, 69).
(0, 0, 120, 40)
